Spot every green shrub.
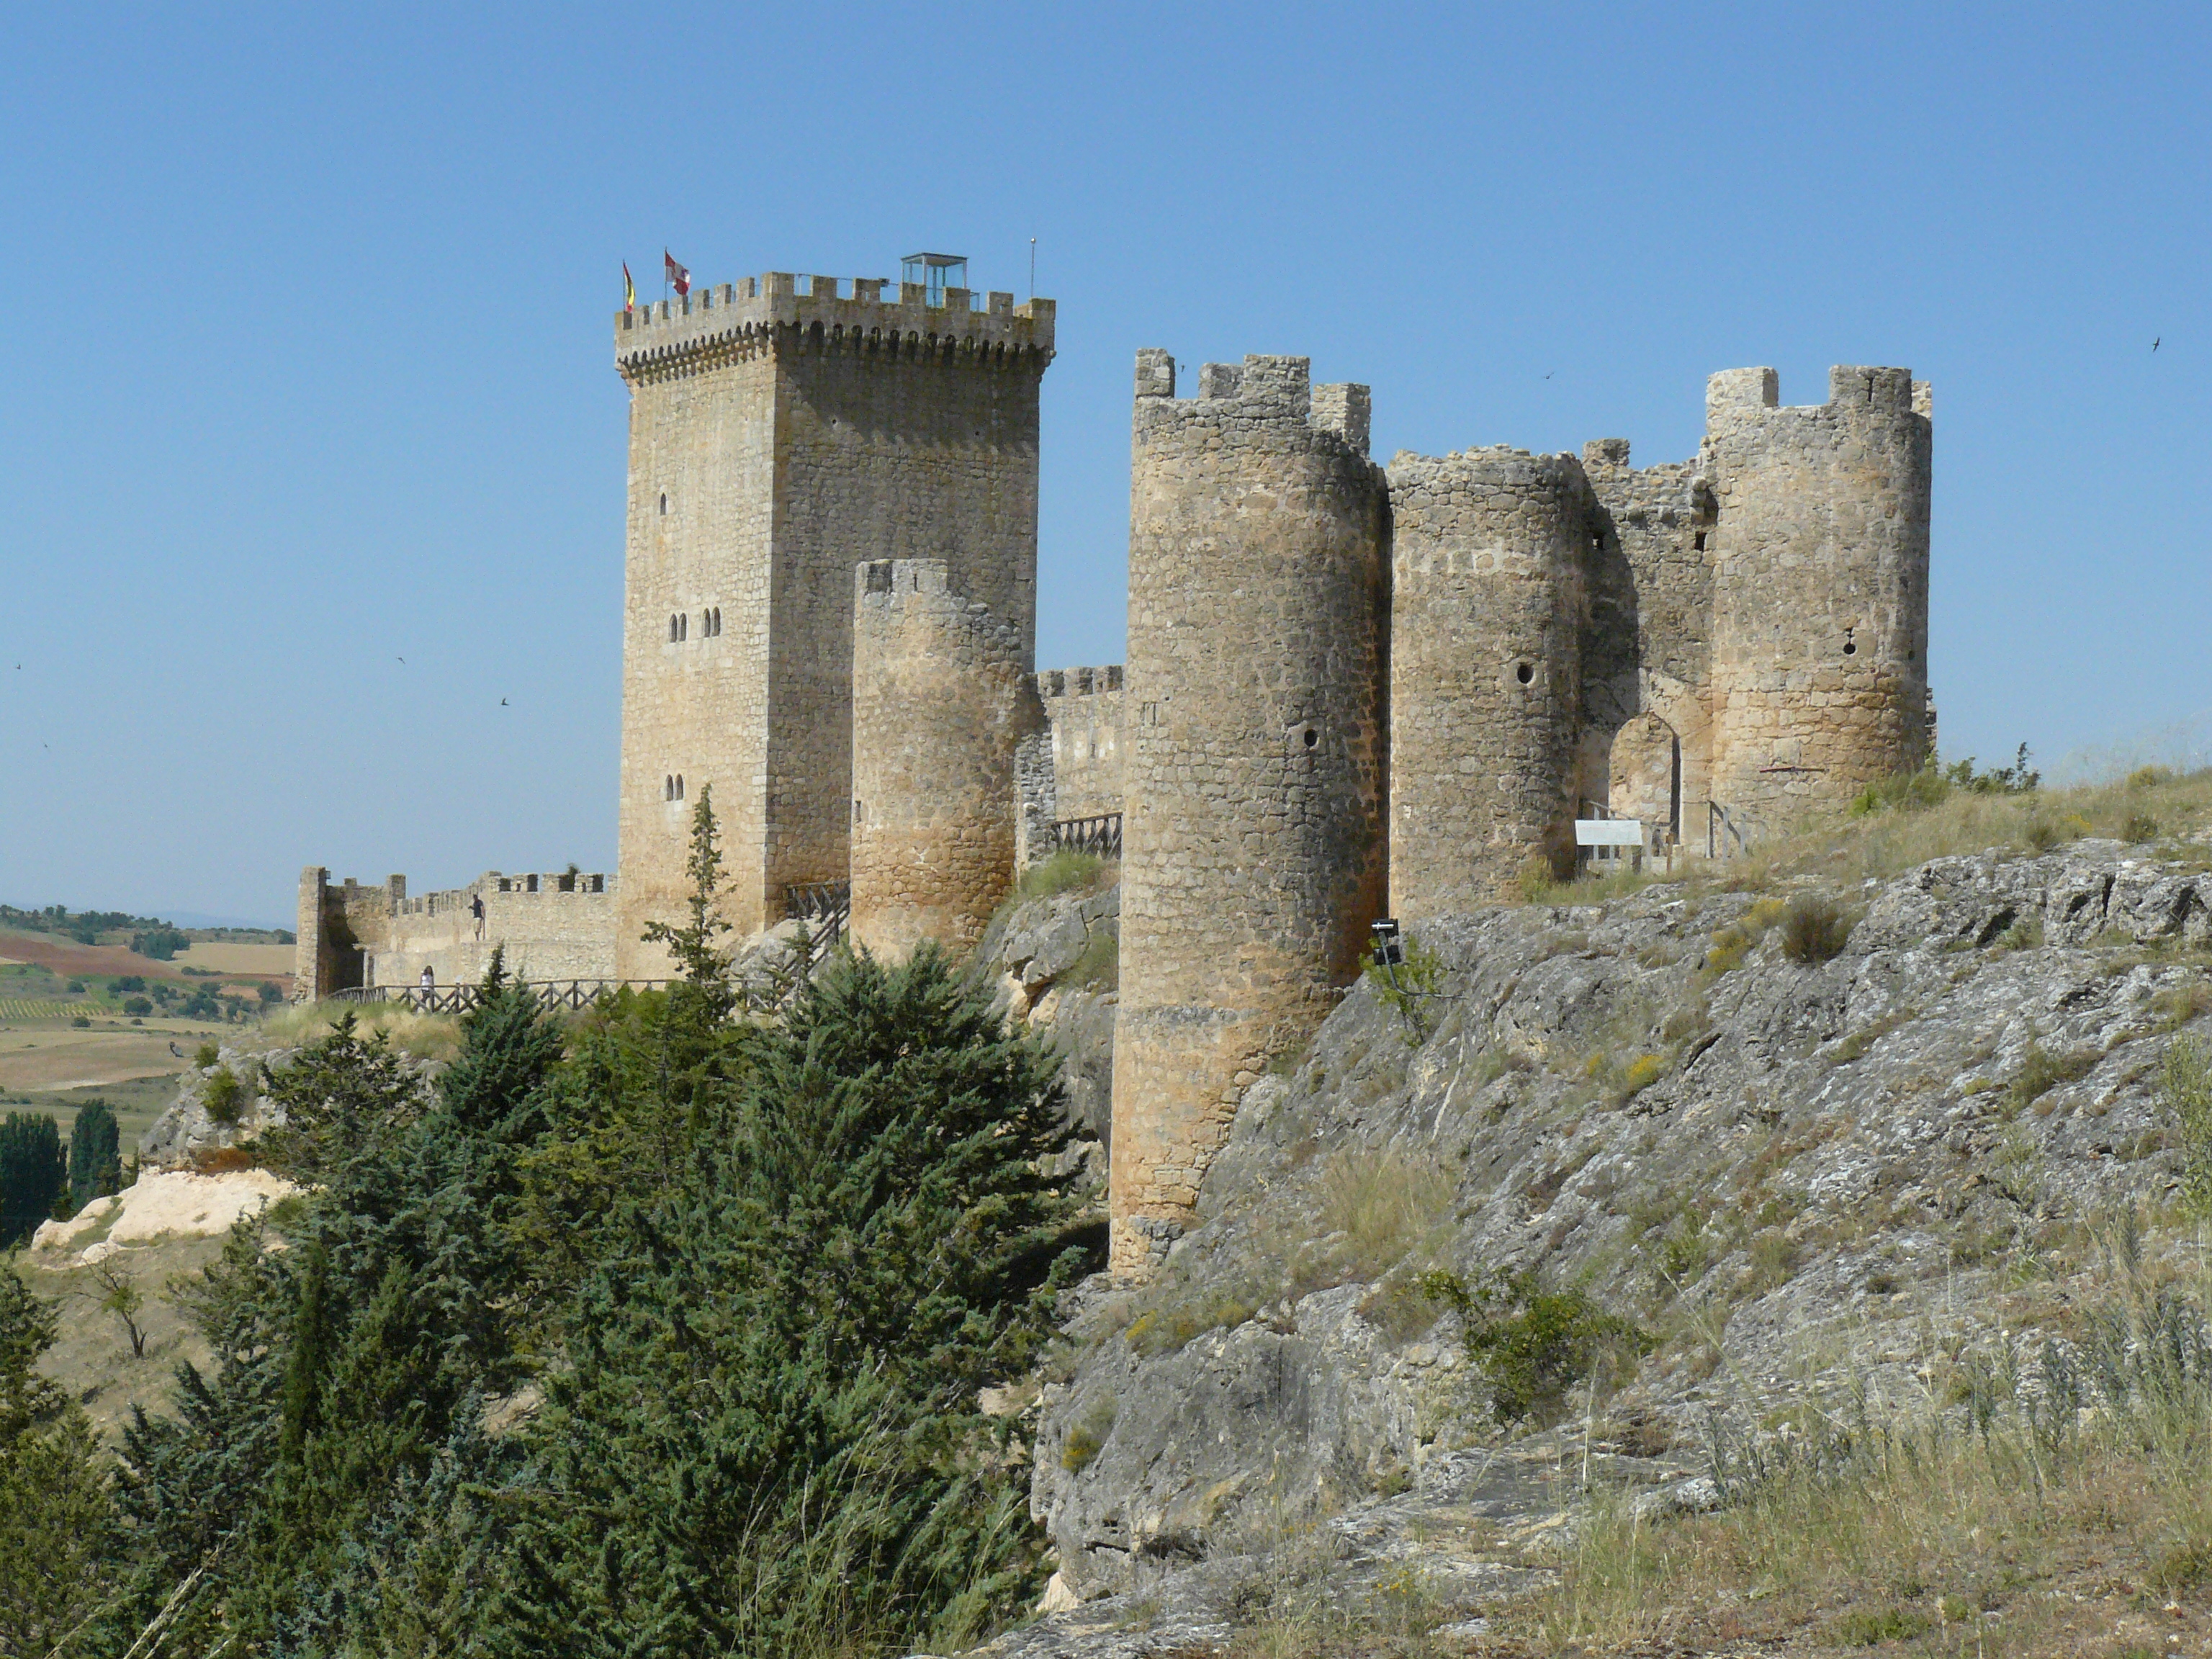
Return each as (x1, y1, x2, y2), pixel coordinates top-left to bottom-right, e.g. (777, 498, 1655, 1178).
(194, 1040, 219, 1068)
(1618, 1053, 1665, 1100)
(121, 996, 151, 1017)
(1016, 850, 1107, 902)
(2009, 1043, 2095, 1111)
(1999, 914, 2045, 952)
(2164, 1037, 2212, 1217)
(1701, 898, 1785, 979)
(1850, 765, 1951, 815)
(2125, 810, 2160, 842)
(68, 1016, 89, 1028)
(63, 979, 82, 994)
(1946, 742, 2040, 795)
(1418, 1268, 1645, 1422)
(1059, 1396, 1118, 1473)
(1363, 932, 1443, 1043)
(1779, 894, 1852, 964)
(1062, 929, 1118, 992)
(1828, 1606, 1934, 1645)
(2130, 765, 2176, 790)
(202, 1066, 244, 1125)
(257, 981, 284, 1004)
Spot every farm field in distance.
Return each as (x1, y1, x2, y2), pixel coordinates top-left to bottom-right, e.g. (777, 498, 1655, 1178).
(0, 908, 296, 1150)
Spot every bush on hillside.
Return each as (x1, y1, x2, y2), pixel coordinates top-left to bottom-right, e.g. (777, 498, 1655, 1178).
(1779, 894, 1853, 964)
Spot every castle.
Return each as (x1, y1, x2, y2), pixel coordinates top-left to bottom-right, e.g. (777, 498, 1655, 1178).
(296, 253, 1932, 1277)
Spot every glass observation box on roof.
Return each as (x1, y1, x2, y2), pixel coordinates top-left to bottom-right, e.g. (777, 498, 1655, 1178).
(900, 253, 967, 306)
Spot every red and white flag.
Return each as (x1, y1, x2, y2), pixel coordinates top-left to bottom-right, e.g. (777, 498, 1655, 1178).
(664, 250, 691, 296)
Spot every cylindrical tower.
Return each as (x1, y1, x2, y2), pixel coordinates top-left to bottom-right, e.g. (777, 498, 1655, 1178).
(1705, 366, 1933, 823)
(1111, 351, 1390, 1275)
(1386, 447, 1593, 917)
(849, 559, 1043, 957)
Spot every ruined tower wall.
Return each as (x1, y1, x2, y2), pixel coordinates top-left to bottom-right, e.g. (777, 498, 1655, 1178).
(1577, 440, 1717, 838)
(1385, 448, 1591, 917)
(1112, 351, 1390, 1274)
(1036, 666, 1126, 824)
(1705, 367, 1933, 822)
(850, 559, 1042, 957)
(612, 276, 1053, 971)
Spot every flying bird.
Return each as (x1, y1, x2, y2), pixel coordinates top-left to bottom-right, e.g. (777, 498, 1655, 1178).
(396, 655, 405, 664)
(1544, 372, 1555, 380)
(2153, 337, 2161, 351)
(500, 697, 508, 706)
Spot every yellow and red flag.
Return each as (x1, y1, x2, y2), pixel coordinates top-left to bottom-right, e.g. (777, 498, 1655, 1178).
(623, 262, 636, 312)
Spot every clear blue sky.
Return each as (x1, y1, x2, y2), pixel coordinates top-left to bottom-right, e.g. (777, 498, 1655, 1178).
(1, 3, 2205, 926)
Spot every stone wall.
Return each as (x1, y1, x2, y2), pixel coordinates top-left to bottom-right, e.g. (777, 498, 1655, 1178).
(1704, 366, 1933, 821)
(1112, 350, 1390, 1274)
(1386, 447, 1593, 916)
(1037, 666, 1126, 824)
(611, 274, 1053, 969)
(1578, 441, 1717, 840)
(850, 558, 1043, 957)
(293, 868, 617, 999)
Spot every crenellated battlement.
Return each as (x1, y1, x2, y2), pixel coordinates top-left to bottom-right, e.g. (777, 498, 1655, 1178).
(1037, 665, 1123, 698)
(615, 272, 1055, 386)
(1704, 365, 1931, 439)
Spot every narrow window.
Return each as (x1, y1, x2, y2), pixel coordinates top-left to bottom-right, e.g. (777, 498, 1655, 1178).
(664, 775, 673, 801)
(679, 613, 688, 641)
(1516, 661, 1534, 685)
(668, 615, 678, 642)
(1693, 531, 1707, 552)
(675, 774, 685, 800)
(659, 493, 667, 515)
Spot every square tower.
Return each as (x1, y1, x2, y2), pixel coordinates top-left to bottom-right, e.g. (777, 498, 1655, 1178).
(611, 269, 1054, 972)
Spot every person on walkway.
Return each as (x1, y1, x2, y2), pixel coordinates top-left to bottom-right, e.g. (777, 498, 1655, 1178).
(418, 964, 435, 1005)
(472, 891, 486, 940)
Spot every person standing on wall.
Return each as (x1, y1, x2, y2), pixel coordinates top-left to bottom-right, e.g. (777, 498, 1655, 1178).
(472, 891, 485, 941)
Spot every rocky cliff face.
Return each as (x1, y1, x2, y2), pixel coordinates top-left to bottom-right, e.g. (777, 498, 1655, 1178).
(1004, 839, 2212, 1649)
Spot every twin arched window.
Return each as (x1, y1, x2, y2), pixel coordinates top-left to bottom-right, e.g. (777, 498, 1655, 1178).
(667, 608, 721, 642)
(664, 773, 685, 801)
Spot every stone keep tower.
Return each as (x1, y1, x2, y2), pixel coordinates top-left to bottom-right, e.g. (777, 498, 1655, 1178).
(1112, 351, 1390, 1274)
(849, 558, 1043, 957)
(611, 271, 1054, 973)
(1386, 447, 1595, 917)
(1704, 366, 1932, 821)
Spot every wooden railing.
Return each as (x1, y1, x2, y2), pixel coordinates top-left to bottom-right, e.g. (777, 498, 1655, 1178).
(329, 979, 672, 1015)
(1048, 813, 1122, 859)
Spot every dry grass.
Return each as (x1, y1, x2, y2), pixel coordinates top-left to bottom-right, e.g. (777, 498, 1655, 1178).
(1505, 1229, 2212, 1657)
(253, 1000, 464, 1063)
(1707, 765, 2212, 896)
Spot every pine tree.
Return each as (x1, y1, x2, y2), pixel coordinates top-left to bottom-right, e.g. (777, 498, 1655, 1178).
(115, 955, 567, 1653)
(0, 1264, 119, 1657)
(503, 943, 1089, 1655)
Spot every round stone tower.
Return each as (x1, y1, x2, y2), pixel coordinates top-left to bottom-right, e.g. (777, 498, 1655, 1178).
(1112, 351, 1390, 1275)
(1704, 366, 1933, 824)
(1385, 446, 1594, 917)
(849, 558, 1043, 957)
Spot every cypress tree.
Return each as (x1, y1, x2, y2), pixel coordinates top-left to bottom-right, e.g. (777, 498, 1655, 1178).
(67, 1097, 122, 1215)
(0, 1113, 65, 1245)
